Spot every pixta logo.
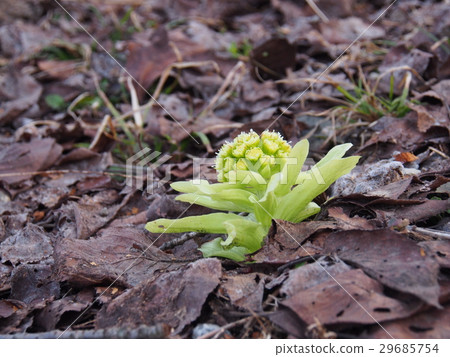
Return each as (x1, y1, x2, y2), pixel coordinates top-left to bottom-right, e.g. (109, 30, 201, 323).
(126, 148, 171, 193)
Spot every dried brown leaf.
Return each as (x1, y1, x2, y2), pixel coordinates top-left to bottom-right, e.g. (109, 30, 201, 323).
(283, 269, 423, 328)
(96, 258, 222, 334)
(319, 17, 385, 44)
(0, 138, 62, 186)
(323, 229, 441, 307)
(10, 264, 59, 306)
(280, 258, 352, 297)
(0, 299, 28, 334)
(363, 305, 450, 338)
(0, 223, 53, 266)
(55, 226, 185, 287)
(0, 71, 42, 125)
(274, 220, 337, 249)
(222, 272, 267, 311)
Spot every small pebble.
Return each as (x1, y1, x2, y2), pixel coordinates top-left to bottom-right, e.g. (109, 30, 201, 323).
(192, 323, 223, 339)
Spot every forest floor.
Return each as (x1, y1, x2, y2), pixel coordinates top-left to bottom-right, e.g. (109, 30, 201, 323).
(0, 0, 449, 339)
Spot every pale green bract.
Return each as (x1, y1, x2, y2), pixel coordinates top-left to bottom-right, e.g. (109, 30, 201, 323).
(145, 131, 360, 261)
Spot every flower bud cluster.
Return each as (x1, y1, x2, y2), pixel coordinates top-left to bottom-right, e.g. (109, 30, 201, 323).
(215, 130, 291, 182)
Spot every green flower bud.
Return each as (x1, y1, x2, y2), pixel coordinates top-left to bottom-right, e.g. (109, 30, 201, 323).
(245, 147, 263, 162)
(232, 143, 247, 158)
(236, 158, 248, 171)
(215, 130, 291, 182)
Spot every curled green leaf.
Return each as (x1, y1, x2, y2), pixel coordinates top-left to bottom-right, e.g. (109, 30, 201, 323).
(145, 213, 241, 234)
(199, 238, 250, 261)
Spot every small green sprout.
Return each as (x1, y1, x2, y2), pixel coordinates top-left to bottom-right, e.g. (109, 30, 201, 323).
(45, 94, 67, 111)
(228, 39, 253, 59)
(146, 131, 360, 261)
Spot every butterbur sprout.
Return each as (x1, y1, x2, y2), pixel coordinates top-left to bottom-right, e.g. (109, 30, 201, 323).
(146, 131, 360, 261)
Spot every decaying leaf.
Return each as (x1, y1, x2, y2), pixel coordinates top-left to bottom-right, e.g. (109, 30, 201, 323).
(10, 264, 59, 306)
(221, 272, 267, 311)
(274, 220, 337, 249)
(0, 71, 43, 125)
(419, 240, 450, 269)
(280, 258, 353, 298)
(363, 305, 450, 339)
(323, 229, 441, 307)
(33, 292, 93, 332)
(0, 299, 29, 334)
(55, 226, 185, 287)
(283, 269, 423, 329)
(0, 223, 53, 266)
(319, 17, 385, 44)
(0, 138, 62, 186)
(96, 258, 222, 334)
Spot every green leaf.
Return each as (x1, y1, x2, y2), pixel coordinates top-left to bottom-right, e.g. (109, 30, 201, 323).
(199, 238, 250, 261)
(222, 218, 267, 251)
(266, 172, 285, 197)
(280, 156, 360, 217)
(176, 193, 242, 212)
(192, 132, 211, 150)
(250, 192, 276, 228)
(228, 41, 239, 59)
(45, 94, 66, 110)
(211, 189, 257, 211)
(315, 143, 353, 168)
(176, 192, 254, 213)
(336, 85, 358, 103)
(389, 74, 395, 101)
(171, 180, 247, 195)
(278, 139, 309, 195)
(276, 201, 320, 223)
(171, 180, 211, 194)
(145, 213, 242, 234)
(295, 143, 353, 185)
(72, 95, 103, 111)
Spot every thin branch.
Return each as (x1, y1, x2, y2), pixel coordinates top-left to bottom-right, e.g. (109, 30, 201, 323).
(305, 0, 329, 23)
